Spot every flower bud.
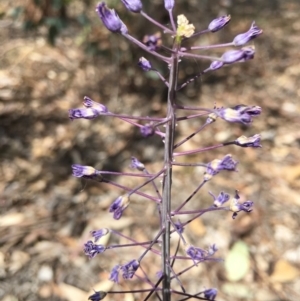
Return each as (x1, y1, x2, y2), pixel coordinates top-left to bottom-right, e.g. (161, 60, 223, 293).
(203, 288, 218, 301)
(233, 21, 262, 46)
(138, 57, 152, 71)
(109, 195, 131, 220)
(96, 2, 128, 34)
(131, 156, 145, 171)
(235, 134, 261, 148)
(121, 259, 139, 279)
(143, 32, 162, 51)
(208, 15, 231, 32)
(121, 0, 142, 13)
(164, 0, 174, 10)
(88, 291, 107, 301)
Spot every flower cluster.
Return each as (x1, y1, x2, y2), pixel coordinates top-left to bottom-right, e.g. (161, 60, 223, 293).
(68, 1, 262, 300)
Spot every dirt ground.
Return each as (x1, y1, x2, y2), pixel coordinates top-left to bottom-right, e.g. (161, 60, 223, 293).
(0, 0, 299, 301)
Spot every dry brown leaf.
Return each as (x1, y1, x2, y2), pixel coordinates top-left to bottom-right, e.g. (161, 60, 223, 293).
(270, 259, 300, 283)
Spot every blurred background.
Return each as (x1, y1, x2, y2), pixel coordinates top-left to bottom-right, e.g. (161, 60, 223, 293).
(0, 0, 299, 300)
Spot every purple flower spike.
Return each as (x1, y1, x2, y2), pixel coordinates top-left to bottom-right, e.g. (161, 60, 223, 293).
(96, 2, 128, 34)
(164, 0, 174, 10)
(233, 21, 263, 46)
(109, 265, 120, 283)
(109, 195, 131, 220)
(230, 190, 254, 219)
(84, 240, 106, 259)
(215, 104, 262, 125)
(131, 156, 145, 171)
(208, 15, 231, 32)
(235, 134, 262, 148)
(121, 259, 140, 279)
(143, 33, 162, 51)
(186, 245, 206, 263)
(90, 228, 110, 242)
(138, 57, 152, 71)
(69, 108, 100, 120)
(121, 0, 142, 13)
(83, 96, 109, 113)
(209, 191, 230, 207)
(88, 291, 107, 301)
(203, 288, 218, 300)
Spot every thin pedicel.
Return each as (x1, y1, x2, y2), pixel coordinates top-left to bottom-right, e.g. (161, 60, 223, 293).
(69, 1, 262, 300)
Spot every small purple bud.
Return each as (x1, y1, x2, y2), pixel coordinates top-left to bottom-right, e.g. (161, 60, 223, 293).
(233, 21, 263, 46)
(109, 265, 120, 283)
(84, 240, 106, 259)
(140, 123, 155, 137)
(208, 244, 218, 256)
(90, 228, 110, 242)
(174, 220, 184, 234)
(143, 32, 162, 51)
(164, 0, 174, 10)
(88, 291, 107, 301)
(130, 156, 145, 171)
(69, 108, 100, 120)
(138, 57, 152, 71)
(83, 96, 109, 113)
(215, 104, 262, 125)
(109, 195, 130, 220)
(235, 134, 262, 148)
(209, 191, 230, 207)
(203, 288, 218, 300)
(209, 60, 224, 70)
(121, 259, 139, 279)
(208, 15, 231, 32)
(205, 154, 238, 180)
(96, 2, 128, 34)
(221, 49, 246, 64)
(230, 190, 254, 219)
(121, 0, 142, 13)
(186, 245, 206, 263)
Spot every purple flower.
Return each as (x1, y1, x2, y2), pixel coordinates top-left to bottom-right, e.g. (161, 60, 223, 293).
(83, 96, 109, 113)
(130, 157, 145, 171)
(109, 265, 120, 283)
(121, 259, 139, 279)
(221, 46, 255, 64)
(138, 57, 152, 71)
(72, 164, 98, 178)
(230, 190, 254, 219)
(203, 288, 217, 300)
(90, 228, 109, 242)
(143, 33, 162, 51)
(208, 15, 231, 32)
(96, 2, 128, 34)
(140, 123, 155, 137)
(121, 0, 142, 13)
(84, 240, 106, 258)
(69, 108, 100, 120)
(186, 245, 206, 263)
(209, 191, 230, 207)
(233, 21, 263, 46)
(215, 104, 262, 125)
(88, 291, 107, 301)
(235, 134, 262, 148)
(205, 154, 238, 180)
(164, 0, 174, 10)
(109, 195, 130, 220)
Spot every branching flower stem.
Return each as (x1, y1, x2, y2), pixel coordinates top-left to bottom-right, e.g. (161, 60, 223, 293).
(161, 40, 180, 301)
